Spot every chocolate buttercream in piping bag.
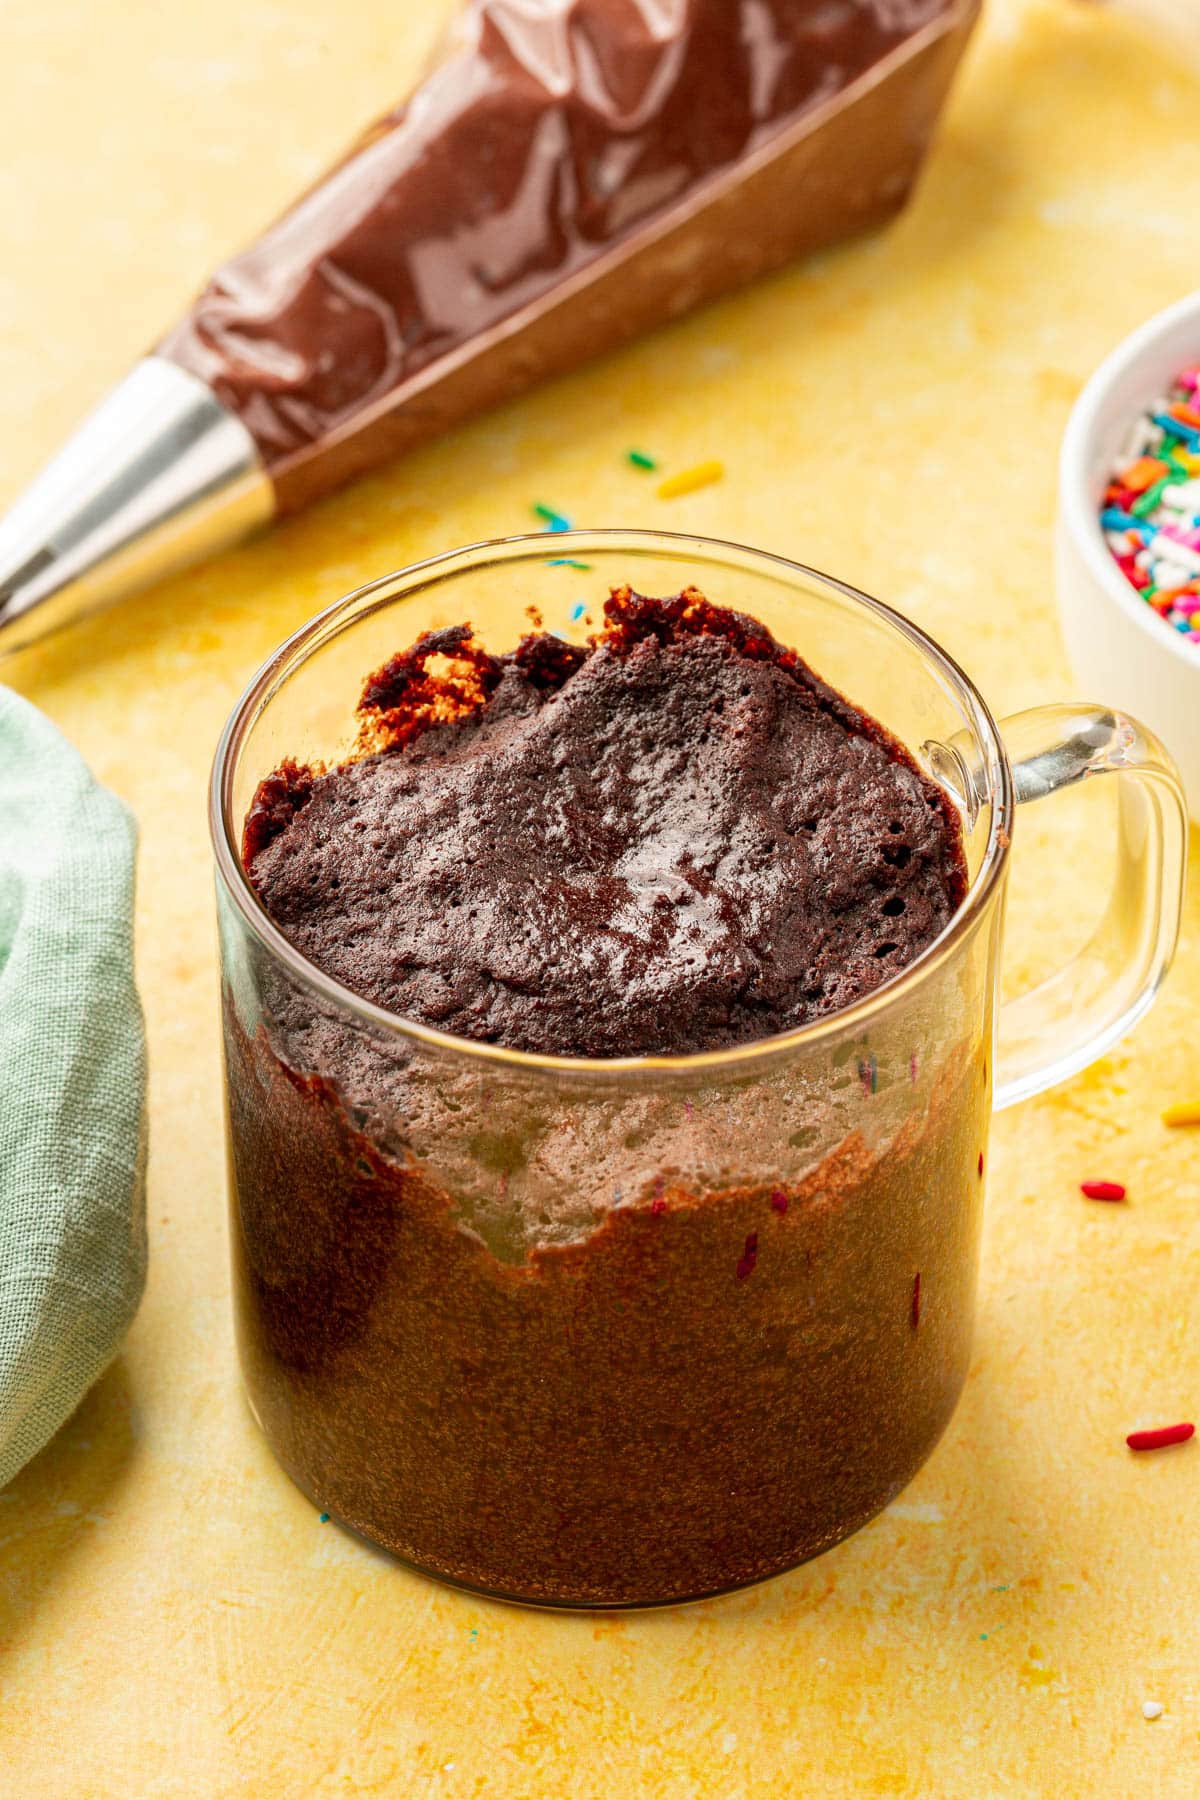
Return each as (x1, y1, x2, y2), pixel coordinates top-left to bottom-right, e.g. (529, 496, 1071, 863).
(0, 0, 979, 651)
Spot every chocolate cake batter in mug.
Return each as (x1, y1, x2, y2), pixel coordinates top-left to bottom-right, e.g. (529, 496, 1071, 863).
(211, 534, 1185, 1607)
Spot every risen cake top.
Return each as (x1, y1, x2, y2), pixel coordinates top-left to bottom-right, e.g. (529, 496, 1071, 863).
(245, 586, 967, 1057)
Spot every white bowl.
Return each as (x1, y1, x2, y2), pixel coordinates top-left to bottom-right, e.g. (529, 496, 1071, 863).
(1057, 288, 1200, 819)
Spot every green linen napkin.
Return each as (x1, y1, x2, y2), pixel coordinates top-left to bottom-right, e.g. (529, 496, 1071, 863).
(0, 687, 146, 1488)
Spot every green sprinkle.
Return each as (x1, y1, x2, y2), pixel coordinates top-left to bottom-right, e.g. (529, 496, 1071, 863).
(979, 1633, 988, 1641)
(547, 558, 591, 570)
(626, 449, 658, 471)
(533, 503, 572, 532)
(1132, 477, 1171, 517)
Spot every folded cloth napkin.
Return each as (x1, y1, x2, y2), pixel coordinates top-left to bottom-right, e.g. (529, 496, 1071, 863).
(0, 688, 146, 1489)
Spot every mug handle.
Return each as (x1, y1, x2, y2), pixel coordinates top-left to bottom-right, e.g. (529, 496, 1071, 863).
(992, 705, 1188, 1111)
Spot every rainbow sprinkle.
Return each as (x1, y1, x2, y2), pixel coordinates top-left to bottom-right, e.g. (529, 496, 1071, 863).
(626, 449, 658, 470)
(657, 459, 724, 500)
(1101, 363, 1200, 646)
(533, 503, 572, 532)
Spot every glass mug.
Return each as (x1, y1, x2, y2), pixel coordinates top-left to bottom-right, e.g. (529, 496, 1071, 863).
(210, 531, 1186, 1609)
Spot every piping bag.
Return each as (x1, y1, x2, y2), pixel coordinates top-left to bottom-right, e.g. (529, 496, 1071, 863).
(0, 0, 979, 654)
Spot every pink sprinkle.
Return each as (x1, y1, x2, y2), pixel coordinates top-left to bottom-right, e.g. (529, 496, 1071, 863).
(1081, 1179, 1126, 1202)
(978, 1152, 984, 1178)
(770, 1190, 788, 1215)
(736, 1233, 758, 1280)
(909, 1054, 919, 1085)
(651, 1197, 667, 1216)
(1127, 1422, 1194, 1452)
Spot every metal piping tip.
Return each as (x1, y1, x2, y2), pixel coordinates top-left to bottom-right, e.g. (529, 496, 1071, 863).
(0, 357, 273, 657)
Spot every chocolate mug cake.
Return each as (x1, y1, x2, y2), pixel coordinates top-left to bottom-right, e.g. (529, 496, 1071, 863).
(224, 585, 988, 1605)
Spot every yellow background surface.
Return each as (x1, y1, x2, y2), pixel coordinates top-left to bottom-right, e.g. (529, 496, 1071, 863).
(2, 2, 1200, 1793)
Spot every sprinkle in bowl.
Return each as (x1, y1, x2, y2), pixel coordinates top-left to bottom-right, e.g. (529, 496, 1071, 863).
(1057, 287, 1200, 819)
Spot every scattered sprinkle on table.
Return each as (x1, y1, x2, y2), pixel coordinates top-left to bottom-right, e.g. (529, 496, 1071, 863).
(533, 502, 572, 532)
(657, 459, 724, 500)
(1080, 1179, 1126, 1202)
(1162, 1100, 1200, 1127)
(1142, 1701, 1164, 1721)
(626, 448, 658, 470)
(1101, 362, 1200, 645)
(547, 557, 591, 570)
(1126, 1422, 1194, 1452)
(319, 1511, 330, 1522)
(569, 602, 587, 622)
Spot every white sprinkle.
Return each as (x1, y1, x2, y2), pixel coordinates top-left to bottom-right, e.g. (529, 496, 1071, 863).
(887, 1500, 945, 1523)
(1152, 539, 1200, 574)
(1121, 418, 1157, 462)
(721, 1733, 738, 1754)
(1143, 1700, 1164, 1721)
(1160, 480, 1200, 510)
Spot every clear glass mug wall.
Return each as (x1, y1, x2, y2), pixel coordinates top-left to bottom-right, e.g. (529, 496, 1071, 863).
(211, 532, 1186, 1609)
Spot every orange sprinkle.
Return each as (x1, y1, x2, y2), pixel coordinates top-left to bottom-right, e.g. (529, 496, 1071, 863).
(1123, 456, 1168, 494)
(1172, 403, 1200, 429)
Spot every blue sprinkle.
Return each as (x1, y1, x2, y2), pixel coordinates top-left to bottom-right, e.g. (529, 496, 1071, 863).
(319, 1512, 330, 1523)
(1100, 507, 1139, 532)
(1153, 413, 1200, 450)
(1176, 617, 1192, 632)
(547, 558, 592, 570)
(533, 503, 573, 532)
(570, 602, 587, 621)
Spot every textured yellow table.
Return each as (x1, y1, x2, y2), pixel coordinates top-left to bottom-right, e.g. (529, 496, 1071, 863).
(2, 2, 1200, 1793)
